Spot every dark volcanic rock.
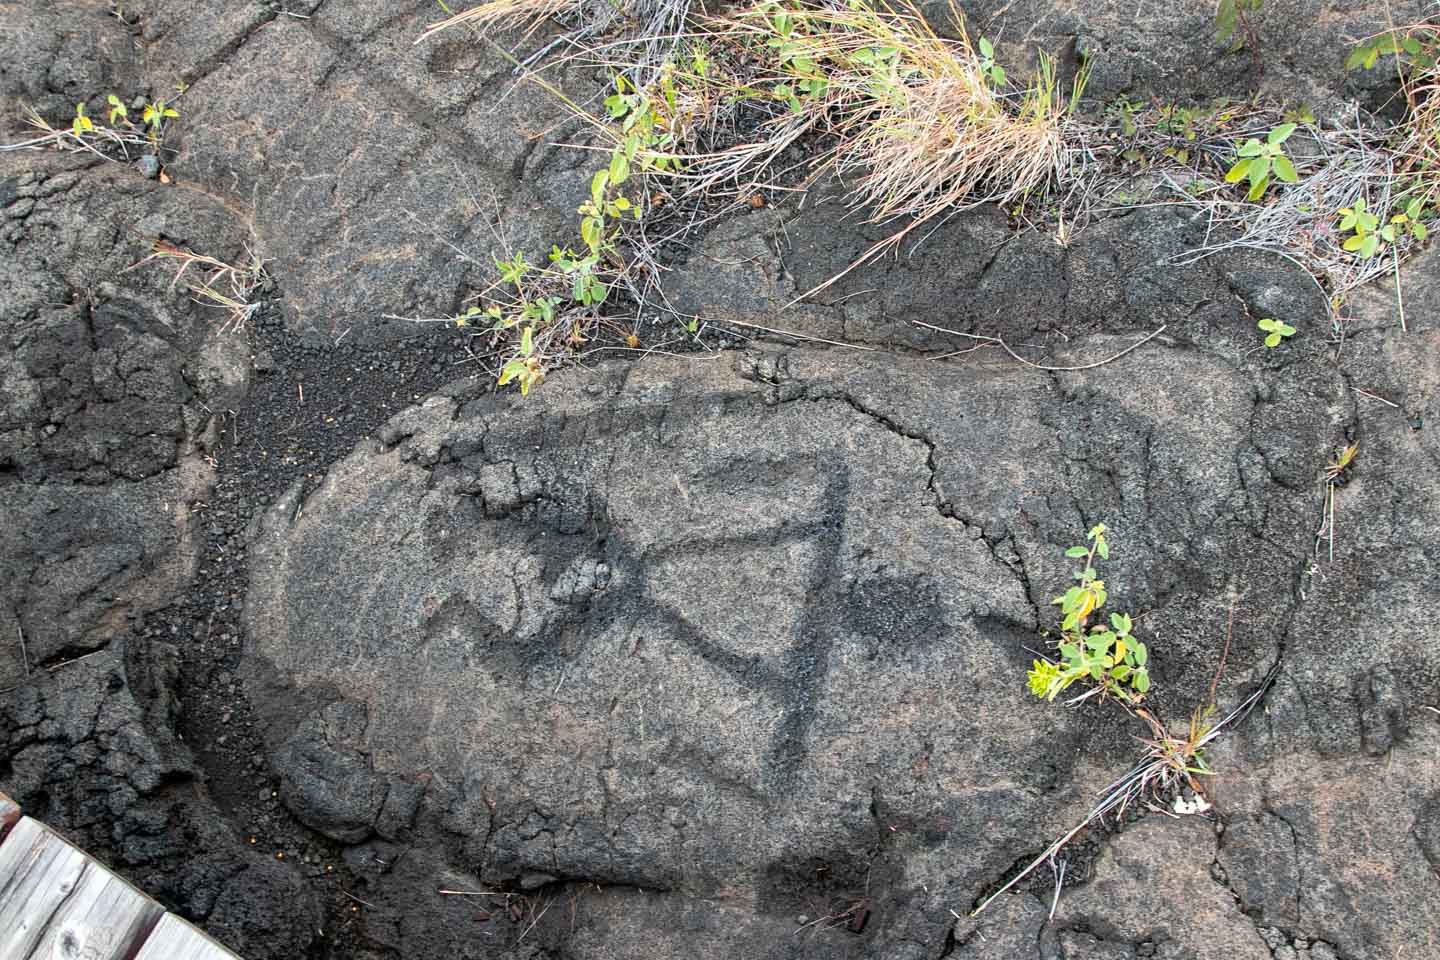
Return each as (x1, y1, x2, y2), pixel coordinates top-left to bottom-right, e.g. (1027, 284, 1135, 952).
(274, 700, 388, 843)
(245, 339, 1337, 956)
(0, 639, 320, 957)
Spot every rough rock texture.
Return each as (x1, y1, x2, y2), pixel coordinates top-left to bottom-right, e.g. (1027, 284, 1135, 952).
(243, 328, 1355, 956)
(0, 639, 320, 958)
(934, 0, 1429, 114)
(4, 1, 1440, 959)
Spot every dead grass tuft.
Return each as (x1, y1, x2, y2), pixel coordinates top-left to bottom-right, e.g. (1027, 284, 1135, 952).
(127, 239, 268, 333)
(418, 0, 580, 43)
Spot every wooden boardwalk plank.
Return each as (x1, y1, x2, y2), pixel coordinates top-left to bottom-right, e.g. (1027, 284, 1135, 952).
(0, 816, 163, 960)
(134, 912, 244, 960)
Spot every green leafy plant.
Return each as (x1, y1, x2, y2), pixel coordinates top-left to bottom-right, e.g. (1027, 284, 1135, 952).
(141, 99, 179, 140)
(1345, 28, 1437, 72)
(1338, 197, 1382, 256)
(1386, 197, 1429, 243)
(71, 102, 95, 137)
(1338, 196, 1429, 260)
(106, 94, 128, 124)
(498, 325, 544, 396)
(1027, 524, 1151, 704)
(1214, 0, 1262, 52)
(1257, 317, 1296, 347)
(1224, 122, 1299, 200)
(976, 36, 1005, 87)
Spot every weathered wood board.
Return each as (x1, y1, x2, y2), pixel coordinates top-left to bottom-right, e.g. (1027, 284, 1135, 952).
(0, 816, 162, 960)
(133, 912, 244, 960)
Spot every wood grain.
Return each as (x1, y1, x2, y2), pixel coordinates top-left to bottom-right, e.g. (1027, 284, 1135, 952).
(0, 816, 162, 960)
(134, 912, 244, 959)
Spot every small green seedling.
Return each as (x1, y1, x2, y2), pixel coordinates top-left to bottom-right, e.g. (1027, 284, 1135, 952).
(107, 94, 128, 124)
(977, 37, 1006, 87)
(141, 100, 179, 139)
(1027, 524, 1151, 704)
(1225, 123, 1299, 201)
(1384, 197, 1428, 244)
(1338, 197, 1381, 256)
(1257, 317, 1296, 347)
(71, 103, 95, 137)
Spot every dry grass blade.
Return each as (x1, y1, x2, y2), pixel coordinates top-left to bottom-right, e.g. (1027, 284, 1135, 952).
(418, 0, 580, 43)
(1397, 28, 1440, 209)
(127, 239, 268, 333)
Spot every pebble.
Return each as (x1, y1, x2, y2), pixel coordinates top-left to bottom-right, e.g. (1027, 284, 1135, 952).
(137, 156, 160, 180)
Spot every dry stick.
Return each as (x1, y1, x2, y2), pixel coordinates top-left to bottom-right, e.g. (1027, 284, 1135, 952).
(1353, 387, 1401, 408)
(1393, 244, 1408, 332)
(712, 317, 879, 351)
(341, 889, 377, 910)
(1209, 596, 1237, 710)
(910, 319, 1168, 371)
(16, 622, 30, 677)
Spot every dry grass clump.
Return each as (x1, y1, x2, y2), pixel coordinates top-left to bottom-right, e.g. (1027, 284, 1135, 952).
(1396, 25, 1440, 210)
(127, 239, 269, 333)
(418, 0, 692, 79)
(684, 0, 1078, 281)
(418, 0, 580, 43)
(761, 1, 1066, 225)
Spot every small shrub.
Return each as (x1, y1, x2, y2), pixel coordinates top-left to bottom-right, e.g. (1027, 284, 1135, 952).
(1224, 122, 1299, 201)
(1027, 524, 1151, 704)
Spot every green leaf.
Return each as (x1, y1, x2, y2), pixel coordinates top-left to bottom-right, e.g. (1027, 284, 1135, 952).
(498, 360, 527, 387)
(1236, 138, 1264, 158)
(1273, 155, 1298, 183)
(1133, 669, 1150, 693)
(591, 169, 610, 208)
(1342, 233, 1365, 252)
(1414, 222, 1428, 242)
(1225, 159, 1250, 183)
(1095, 538, 1109, 561)
(991, 65, 1006, 85)
(1360, 234, 1380, 258)
(1065, 546, 1088, 558)
(580, 216, 604, 254)
(1111, 665, 1132, 680)
(1265, 332, 1281, 347)
(609, 151, 630, 185)
(1133, 642, 1147, 666)
(1345, 45, 1367, 71)
(1248, 156, 1271, 190)
(979, 38, 994, 59)
(1277, 321, 1296, 336)
(1111, 612, 1131, 632)
(1268, 122, 1297, 145)
(1059, 643, 1080, 661)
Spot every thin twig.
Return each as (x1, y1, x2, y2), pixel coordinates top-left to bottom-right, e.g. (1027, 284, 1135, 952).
(16, 622, 30, 677)
(910, 319, 1167, 371)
